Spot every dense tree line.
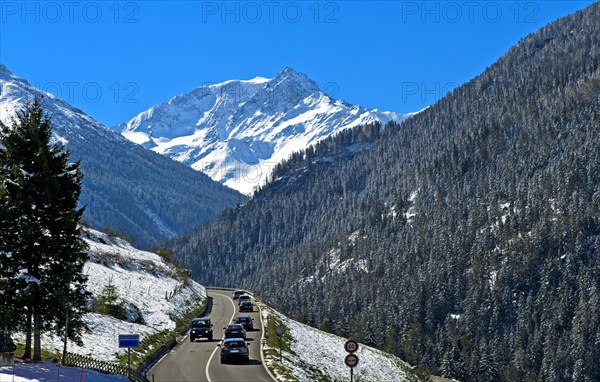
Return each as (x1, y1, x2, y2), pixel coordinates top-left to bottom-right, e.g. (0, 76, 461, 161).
(0, 100, 89, 360)
(173, 3, 600, 381)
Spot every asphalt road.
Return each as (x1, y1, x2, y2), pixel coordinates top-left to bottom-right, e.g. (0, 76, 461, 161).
(148, 290, 274, 382)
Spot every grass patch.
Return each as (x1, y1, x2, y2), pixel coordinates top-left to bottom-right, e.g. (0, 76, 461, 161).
(14, 342, 62, 361)
(93, 251, 130, 267)
(265, 311, 294, 356)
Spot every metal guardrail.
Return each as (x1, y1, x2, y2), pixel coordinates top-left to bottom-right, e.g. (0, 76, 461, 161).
(136, 338, 176, 379)
(204, 286, 255, 296)
(205, 286, 237, 291)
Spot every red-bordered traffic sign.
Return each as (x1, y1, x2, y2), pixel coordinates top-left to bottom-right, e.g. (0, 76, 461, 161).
(345, 353, 359, 368)
(344, 339, 359, 353)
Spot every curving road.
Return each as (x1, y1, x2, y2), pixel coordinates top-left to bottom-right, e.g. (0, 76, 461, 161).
(148, 290, 274, 382)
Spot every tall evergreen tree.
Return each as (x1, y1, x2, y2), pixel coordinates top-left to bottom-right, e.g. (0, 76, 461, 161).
(479, 346, 500, 382)
(0, 99, 89, 361)
(0, 184, 21, 330)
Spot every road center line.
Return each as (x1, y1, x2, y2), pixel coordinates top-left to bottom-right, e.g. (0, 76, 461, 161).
(205, 292, 237, 382)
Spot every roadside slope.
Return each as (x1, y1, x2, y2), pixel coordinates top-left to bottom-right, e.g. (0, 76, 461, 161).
(14, 228, 206, 362)
(260, 303, 425, 382)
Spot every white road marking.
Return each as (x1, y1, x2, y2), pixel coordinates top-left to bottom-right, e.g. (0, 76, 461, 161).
(205, 293, 237, 382)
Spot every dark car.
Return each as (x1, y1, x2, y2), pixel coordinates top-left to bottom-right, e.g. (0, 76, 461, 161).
(239, 301, 253, 312)
(223, 324, 246, 339)
(238, 294, 252, 306)
(220, 338, 250, 364)
(234, 316, 254, 331)
(190, 317, 213, 342)
(232, 290, 245, 300)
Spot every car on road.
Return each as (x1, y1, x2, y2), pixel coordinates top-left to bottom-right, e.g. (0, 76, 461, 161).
(190, 317, 213, 342)
(223, 324, 246, 339)
(238, 294, 252, 305)
(234, 316, 254, 331)
(239, 301, 253, 312)
(232, 290, 245, 300)
(219, 338, 250, 364)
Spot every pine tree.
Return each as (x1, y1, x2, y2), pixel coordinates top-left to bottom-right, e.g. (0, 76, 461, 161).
(439, 348, 454, 378)
(364, 321, 377, 347)
(319, 318, 331, 333)
(440, 344, 467, 381)
(0, 185, 21, 330)
(479, 346, 499, 382)
(95, 278, 126, 320)
(0, 99, 89, 360)
(383, 328, 397, 354)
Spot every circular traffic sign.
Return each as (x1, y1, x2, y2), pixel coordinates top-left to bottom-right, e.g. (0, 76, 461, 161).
(345, 354, 359, 368)
(344, 339, 359, 353)
(275, 325, 286, 336)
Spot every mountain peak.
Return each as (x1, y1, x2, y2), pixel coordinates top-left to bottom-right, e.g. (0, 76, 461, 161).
(278, 66, 304, 77)
(119, 68, 410, 194)
(272, 67, 320, 94)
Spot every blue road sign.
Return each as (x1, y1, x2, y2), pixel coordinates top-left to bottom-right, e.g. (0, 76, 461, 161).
(118, 334, 139, 348)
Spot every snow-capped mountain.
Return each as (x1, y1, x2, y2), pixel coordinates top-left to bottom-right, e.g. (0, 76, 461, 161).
(0, 64, 244, 248)
(117, 68, 409, 194)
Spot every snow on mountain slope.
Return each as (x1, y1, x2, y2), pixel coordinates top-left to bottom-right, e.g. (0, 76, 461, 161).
(260, 304, 423, 382)
(0, 64, 244, 249)
(118, 68, 410, 194)
(0, 64, 116, 146)
(14, 228, 206, 362)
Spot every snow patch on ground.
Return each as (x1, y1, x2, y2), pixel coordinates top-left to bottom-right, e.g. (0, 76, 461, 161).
(404, 190, 418, 224)
(0, 362, 128, 382)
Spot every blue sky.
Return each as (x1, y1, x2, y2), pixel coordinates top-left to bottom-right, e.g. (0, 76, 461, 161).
(0, 1, 595, 126)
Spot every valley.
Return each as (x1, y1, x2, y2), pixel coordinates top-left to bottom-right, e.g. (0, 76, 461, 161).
(2, 2, 599, 381)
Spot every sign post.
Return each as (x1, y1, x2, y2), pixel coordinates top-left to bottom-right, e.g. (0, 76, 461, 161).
(275, 325, 286, 363)
(119, 334, 140, 378)
(344, 339, 360, 382)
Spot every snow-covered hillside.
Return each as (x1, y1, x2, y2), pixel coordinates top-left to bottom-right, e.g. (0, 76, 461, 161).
(0, 64, 243, 249)
(117, 68, 411, 194)
(260, 304, 423, 382)
(13, 228, 206, 362)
